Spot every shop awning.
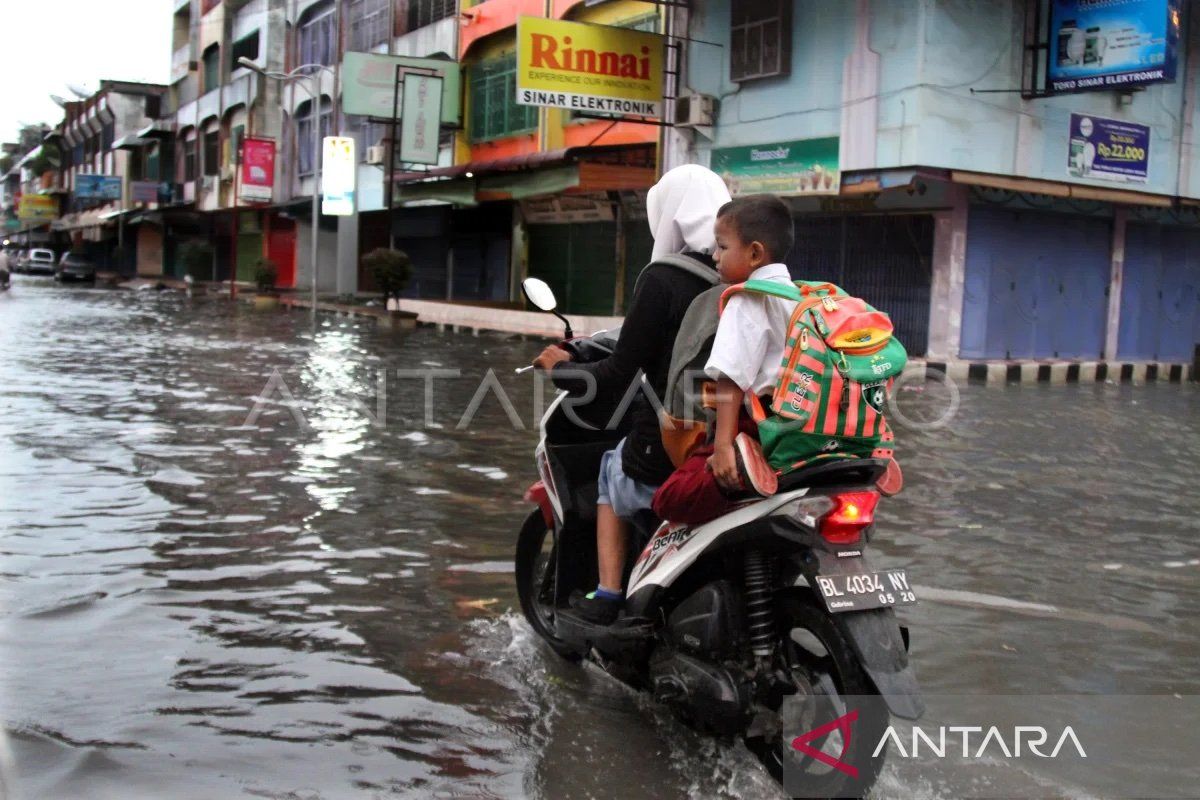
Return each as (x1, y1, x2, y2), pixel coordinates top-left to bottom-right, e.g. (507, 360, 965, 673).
(391, 144, 656, 205)
(393, 149, 572, 185)
(137, 122, 174, 139)
(397, 179, 478, 206)
(478, 164, 579, 200)
(950, 169, 1174, 208)
(112, 134, 150, 150)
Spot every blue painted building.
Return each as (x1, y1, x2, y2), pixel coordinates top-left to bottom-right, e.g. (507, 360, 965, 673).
(666, 0, 1200, 364)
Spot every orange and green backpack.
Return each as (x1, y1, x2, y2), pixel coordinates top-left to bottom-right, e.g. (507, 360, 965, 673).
(719, 279, 907, 472)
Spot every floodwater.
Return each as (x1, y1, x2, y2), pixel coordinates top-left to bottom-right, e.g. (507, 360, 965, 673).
(0, 276, 1197, 799)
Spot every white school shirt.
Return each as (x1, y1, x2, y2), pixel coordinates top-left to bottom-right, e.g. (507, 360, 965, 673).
(704, 263, 796, 395)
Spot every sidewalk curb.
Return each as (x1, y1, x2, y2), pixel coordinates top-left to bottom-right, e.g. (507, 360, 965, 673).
(921, 360, 1192, 385)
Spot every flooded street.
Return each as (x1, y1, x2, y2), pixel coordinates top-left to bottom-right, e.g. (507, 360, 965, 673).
(1, 277, 1198, 799)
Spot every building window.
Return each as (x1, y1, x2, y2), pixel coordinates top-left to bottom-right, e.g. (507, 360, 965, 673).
(203, 128, 220, 176)
(408, 0, 455, 31)
(182, 132, 197, 181)
(147, 145, 160, 182)
(230, 124, 244, 165)
(296, 97, 333, 175)
(202, 43, 221, 92)
(231, 31, 260, 69)
(145, 94, 162, 120)
(469, 55, 537, 143)
(298, 4, 336, 67)
(101, 121, 115, 150)
(348, 0, 389, 52)
(730, 0, 791, 82)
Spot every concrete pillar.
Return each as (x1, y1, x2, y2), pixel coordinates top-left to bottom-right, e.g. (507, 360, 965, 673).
(926, 184, 969, 361)
(1104, 208, 1128, 360)
(336, 212, 359, 295)
(296, 217, 338, 294)
(660, 2, 693, 173)
(840, 0, 879, 171)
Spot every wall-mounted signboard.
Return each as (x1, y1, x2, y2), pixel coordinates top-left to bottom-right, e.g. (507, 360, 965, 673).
(1047, 0, 1180, 93)
(516, 16, 665, 118)
(1067, 113, 1150, 183)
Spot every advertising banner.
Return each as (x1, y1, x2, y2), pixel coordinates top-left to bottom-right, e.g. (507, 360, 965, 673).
(17, 195, 57, 221)
(75, 174, 123, 201)
(1047, 0, 1180, 93)
(240, 137, 276, 203)
(321, 136, 356, 217)
(516, 16, 665, 118)
(399, 74, 443, 166)
(711, 137, 840, 196)
(341, 52, 461, 125)
(1067, 113, 1150, 183)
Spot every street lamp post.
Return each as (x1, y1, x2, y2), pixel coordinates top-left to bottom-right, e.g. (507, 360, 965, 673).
(238, 58, 333, 312)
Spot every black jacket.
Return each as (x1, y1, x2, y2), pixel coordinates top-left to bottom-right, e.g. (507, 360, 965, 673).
(552, 253, 716, 485)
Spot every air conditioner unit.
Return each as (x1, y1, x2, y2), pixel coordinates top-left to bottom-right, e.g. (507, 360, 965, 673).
(674, 92, 717, 128)
(366, 145, 387, 165)
(220, 163, 237, 182)
(201, 175, 217, 193)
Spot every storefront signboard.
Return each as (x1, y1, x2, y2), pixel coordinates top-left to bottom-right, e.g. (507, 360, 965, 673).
(1047, 0, 1180, 93)
(1067, 113, 1150, 183)
(341, 52, 461, 125)
(321, 136, 356, 216)
(75, 174, 123, 201)
(240, 137, 276, 203)
(399, 74, 443, 166)
(711, 137, 840, 196)
(17, 195, 57, 221)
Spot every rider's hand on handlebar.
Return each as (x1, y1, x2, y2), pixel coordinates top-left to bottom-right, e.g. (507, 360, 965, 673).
(707, 442, 742, 491)
(533, 345, 572, 372)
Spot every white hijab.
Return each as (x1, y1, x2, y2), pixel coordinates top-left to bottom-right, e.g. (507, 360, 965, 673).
(646, 164, 732, 260)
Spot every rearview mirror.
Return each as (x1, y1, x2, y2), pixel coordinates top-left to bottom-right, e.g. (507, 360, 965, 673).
(521, 278, 557, 312)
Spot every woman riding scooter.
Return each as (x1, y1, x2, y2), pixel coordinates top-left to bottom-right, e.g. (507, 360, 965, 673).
(531, 165, 732, 624)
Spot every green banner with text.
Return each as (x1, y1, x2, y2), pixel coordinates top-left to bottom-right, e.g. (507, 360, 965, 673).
(712, 137, 840, 196)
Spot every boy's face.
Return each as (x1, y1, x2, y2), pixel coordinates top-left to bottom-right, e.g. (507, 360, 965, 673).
(713, 215, 767, 284)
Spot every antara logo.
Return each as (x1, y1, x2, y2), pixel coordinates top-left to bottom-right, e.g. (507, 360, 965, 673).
(791, 710, 860, 778)
(874, 725, 1087, 759)
(791, 711, 1087, 779)
(529, 34, 653, 80)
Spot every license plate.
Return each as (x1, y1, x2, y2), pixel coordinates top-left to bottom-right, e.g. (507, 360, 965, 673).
(815, 570, 917, 613)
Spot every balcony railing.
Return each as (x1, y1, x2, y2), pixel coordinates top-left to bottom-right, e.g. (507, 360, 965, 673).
(222, 73, 258, 115)
(171, 44, 192, 84)
(176, 98, 199, 129)
(198, 87, 221, 122)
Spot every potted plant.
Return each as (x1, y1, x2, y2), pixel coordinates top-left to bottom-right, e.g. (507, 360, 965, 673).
(362, 247, 415, 329)
(252, 257, 279, 309)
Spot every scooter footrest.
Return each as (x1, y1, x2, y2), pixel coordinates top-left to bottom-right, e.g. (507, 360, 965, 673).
(555, 611, 655, 658)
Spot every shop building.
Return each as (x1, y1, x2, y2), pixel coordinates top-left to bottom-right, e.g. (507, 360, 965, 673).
(668, 0, 1199, 365)
(386, 0, 663, 314)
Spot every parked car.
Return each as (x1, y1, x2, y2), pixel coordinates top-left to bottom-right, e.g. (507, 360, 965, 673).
(56, 251, 97, 283)
(25, 248, 56, 275)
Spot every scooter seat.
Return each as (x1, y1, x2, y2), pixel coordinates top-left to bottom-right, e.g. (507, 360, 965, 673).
(775, 457, 889, 493)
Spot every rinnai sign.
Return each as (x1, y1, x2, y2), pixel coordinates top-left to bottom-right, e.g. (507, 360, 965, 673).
(17, 194, 56, 221)
(516, 16, 665, 118)
(1047, 0, 1181, 93)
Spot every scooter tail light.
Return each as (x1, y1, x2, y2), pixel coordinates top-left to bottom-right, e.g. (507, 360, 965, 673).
(819, 491, 880, 544)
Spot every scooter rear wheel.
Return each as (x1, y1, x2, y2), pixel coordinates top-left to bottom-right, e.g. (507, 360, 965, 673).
(744, 589, 889, 799)
(515, 510, 582, 662)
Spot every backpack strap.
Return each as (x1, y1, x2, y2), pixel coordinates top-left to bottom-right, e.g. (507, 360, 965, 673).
(720, 278, 847, 312)
(631, 253, 719, 300)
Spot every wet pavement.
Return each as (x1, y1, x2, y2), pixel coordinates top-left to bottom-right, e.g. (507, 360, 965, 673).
(0, 275, 1198, 799)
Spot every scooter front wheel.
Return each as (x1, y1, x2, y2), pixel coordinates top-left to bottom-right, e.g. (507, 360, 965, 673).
(514, 510, 581, 662)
